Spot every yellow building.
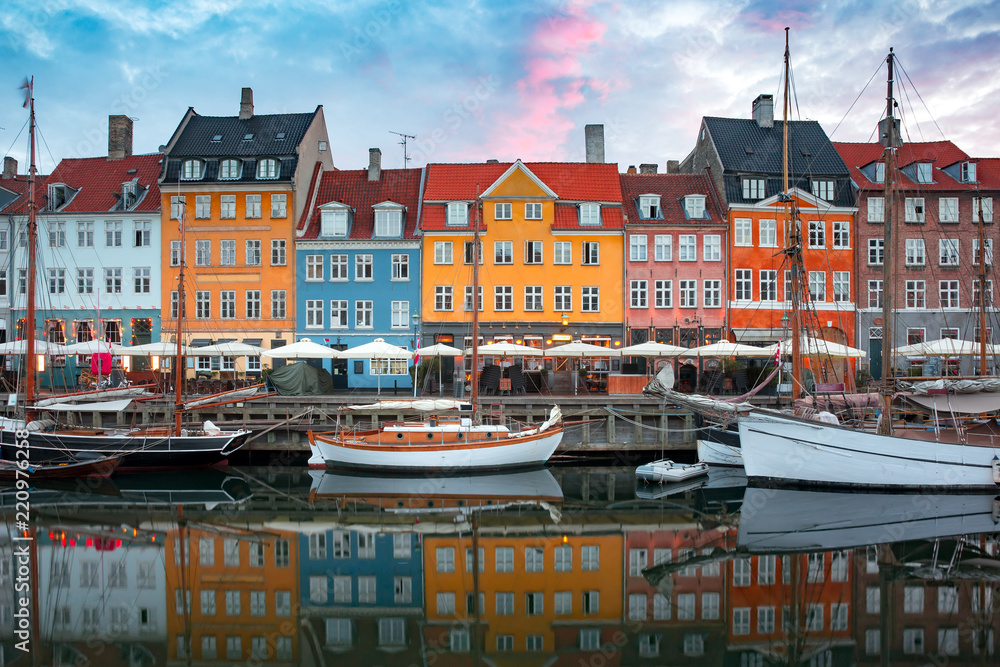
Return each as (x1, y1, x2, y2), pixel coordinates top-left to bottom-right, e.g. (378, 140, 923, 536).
(158, 87, 332, 377)
(164, 526, 300, 663)
(419, 160, 626, 359)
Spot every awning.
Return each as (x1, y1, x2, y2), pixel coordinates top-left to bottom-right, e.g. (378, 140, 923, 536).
(906, 392, 1000, 414)
(732, 328, 785, 343)
(242, 338, 262, 346)
(189, 338, 212, 348)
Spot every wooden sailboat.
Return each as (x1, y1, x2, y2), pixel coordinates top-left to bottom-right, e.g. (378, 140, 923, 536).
(738, 48, 1000, 489)
(309, 192, 563, 472)
(0, 82, 249, 469)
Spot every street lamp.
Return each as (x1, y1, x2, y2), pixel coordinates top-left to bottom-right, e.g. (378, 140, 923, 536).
(411, 311, 420, 397)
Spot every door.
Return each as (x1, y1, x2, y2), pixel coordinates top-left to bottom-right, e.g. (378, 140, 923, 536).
(869, 339, 882, 380)
(330, 344, 348, 390)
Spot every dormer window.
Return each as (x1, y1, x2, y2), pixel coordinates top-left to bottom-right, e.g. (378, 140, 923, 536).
(874, 162, 885, 183)
(742, 178, 765, 200)
(257, 158, 279, 179)
(47, 184, 75, 211)
(374, 204, 404, 237)
(811, 180, 835, 201)
(275, 132, 286, 140)
(579, 203, 601, 226)
(121, 181, 137, 209)
(211, 134, 222, 142)
(639, 195, 661, 219)
(683, 195, 706, 219)
(243, 133, 254, 141)
(320, 207, 350, 237)
(916, 163, 933, 184)
(181, 159, 203, 180)
(961, 161, 977, 183)
(219, 159, 241, 180)
(447, 202, 469, 226)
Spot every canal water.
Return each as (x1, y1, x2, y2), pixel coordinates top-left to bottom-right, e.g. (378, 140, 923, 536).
(1, 465, 997, 665)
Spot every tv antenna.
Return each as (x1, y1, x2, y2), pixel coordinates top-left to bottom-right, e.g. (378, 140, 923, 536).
(389, 130, 415, 168)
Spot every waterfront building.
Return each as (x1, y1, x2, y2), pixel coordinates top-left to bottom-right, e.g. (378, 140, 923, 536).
(0, 155, 45, 351)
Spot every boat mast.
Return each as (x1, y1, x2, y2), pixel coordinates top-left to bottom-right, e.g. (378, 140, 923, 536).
(173, 201, 187, 436)
(976, 196, 989, 376)
(782, 28, 804, 396)
(878, 48, 898, 436)
(25, 79, 38, 420)
(470, 188, 481, 422)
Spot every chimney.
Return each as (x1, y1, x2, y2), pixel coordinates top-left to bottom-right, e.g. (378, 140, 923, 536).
(752, 94, 774, 129)
(585, 124, 605, 163)
(626, 165, 637, 174)
(2, 156, 16, 179)
(368, 147, 382, 182)
(486, 159, 499, 164)
(239, 87, 254, 120)
(107, 115, 133, 160)
(667, 160, 680, 174)
(639, 163, 657, 174)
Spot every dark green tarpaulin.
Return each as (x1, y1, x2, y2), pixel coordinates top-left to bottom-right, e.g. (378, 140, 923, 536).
(265, 362, 334, 396)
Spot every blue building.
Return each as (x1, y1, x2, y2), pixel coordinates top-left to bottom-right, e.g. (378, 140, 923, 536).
(295, 148, 422, 391)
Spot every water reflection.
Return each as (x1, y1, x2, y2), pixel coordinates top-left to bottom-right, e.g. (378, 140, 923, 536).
(0, 467, 998, 664)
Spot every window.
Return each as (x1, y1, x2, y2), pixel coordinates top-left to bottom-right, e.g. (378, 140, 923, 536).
(220, 194, 236, 219)
(759, 270, 777, 302)
(757, 218, 777, 247)
(375, 208, 403, 236)
(192, 239, 210, 266)
(527, 635, 544, 652)
(393, 576, 412, 604)
(494, 202, 512, 220)
(494, 286, 513, 311)
(742, 177, 766, 199)
(48, 221, 65, 247)
(244, 194, 261, 219)
(250, 590, 266, 616)
(679, 234, 697, 260)
(582, 286, 599, 312)
(974, 239, 994, 266)
(356, 301, 373, 328)
(451, 629, 470, 652)
(76, 221, 93, 247)
(301, 300, 322, 329)
(630, 280, 647, 308)
(582, 241, 599, 265)
(680, 280, 697, 308)
(869, 238, 884, 265)
(523, 240, 543, 264)
(437, 592, 455, 615)
(526, 591, 544, 615)
(962, 161, 977, 182)
(333, 576, 352, 604)
(906, 280, 926, 308)
(553, 285, 572, 311)
(630, 234, 647, 261)
(435, 286, 452, 311)
(735, 269, 752, 301)
(938, 586, 959, 614)
(704, 280, 721, 307)
(271, 239, 286, 265)
(240, 289, 261, 320)
(905, 197, 925, 222)
(47, 268, 65, 294)
(329, 300, 348, 328)
(321, 209, 348, 236)
(579, 203, 600, 225)
(554, 241, 572, 264)
(447, 202, 468, 226)
(269, 194, 287, 219)
(434, 241, 452, 264)
(628, 593, 647, 620)
(806, 604, 824, 631)
(218, 158, 240, 179)
(271, 290, 286, 318)
(305, 255, 324, 281)
(182, 159, 203, 179)
(104, 267, 122, 294)
(226, 636, 242, 660)
(220, 239, 236, 265)
(389, 300, 410, 329)
(170, 195, 186, 220)
(190, 195, 210, 220)
(868, 196, 885, 222)
(938, 197, 958, 223)
(758, 605, 776, 633)
(437, 547, 455, 572)
(494, 240, 513, 264)
(758, 555, 776, 584)
(905, 238, 925, 266)
(703, 234, 721, 260)
(808, 220, 825, 248)
(916, 162, 933, 183)
(463, 286, 483, 312)
(496, 592, 514, 615)
(578, 628, 601, 650)
(973, 197, 993, 222)
(733, 558, 751, 586)
(684, 194, 706, 218)
(939, 627, 959, 656)
(832, 220, 849, 248)
(811, 179, 835, 200)
(257, 158, 279, 179)
(525, 202, 543, 219)
(104, 220, 122, 247)
(940, 281, 960, 308)
(939, 238, 960, 266)
(733, 607, 751, 635)
(639, 195, 660, 218)
(524, 285, 543, 311)
(581, 545, 599, 570)
(903, 628, 924, 654)
(654, 234, 672, 260)
(833, 272, 850, 302)
(735, 218, 752, 246)
(628, 548, 647, 576)
(225, 590, 241, 616)
(652, 280, 673, 308)
(355, 254, 373, 280)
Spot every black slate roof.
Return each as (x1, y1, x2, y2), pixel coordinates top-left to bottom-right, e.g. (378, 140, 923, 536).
(705, 117, 854, 207)
(168, 111, 317, 157)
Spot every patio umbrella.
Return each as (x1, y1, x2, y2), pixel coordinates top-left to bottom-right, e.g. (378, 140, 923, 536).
(544, 341, 620, 395)
(0, 340, 69, 355)
(261, 339, 342, 360)
(196, 341, 266, 357)
(766, 336, 866, 359)
(464, 342, 544, 357)
(894, 338, 996, 357)
(619, 341, 687, 357)
(340, 338, 413, 394)
(681, 341, 775, 358)
(62, 339, 129, 355)
(415, 344, 464, 397)
(119, 341, 191, 356)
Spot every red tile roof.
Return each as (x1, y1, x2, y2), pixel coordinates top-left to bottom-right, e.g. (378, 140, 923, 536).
(46, 154, 163, 212)
(619, 173, 725, 226)
(0, 173, 49, 214)
(422, 161, 623, 202)
(833, 141, 972, 191)
(551, 205, 624, 230)
(298, 168, 423, 240)
(972, 158, 1000, 189)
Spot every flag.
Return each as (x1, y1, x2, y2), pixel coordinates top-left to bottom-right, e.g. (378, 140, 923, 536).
(414, 350, 420, 365)
(20, 77, 32, 108)
(773, 340, 781, 366)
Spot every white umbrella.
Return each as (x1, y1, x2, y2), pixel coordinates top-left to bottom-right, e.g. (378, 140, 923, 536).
(681, 341, 775, 358)
(341, 338, 413, 395)
(416, 344, 464, 397)
(465, 342, 544, 357)
(767, 336, 866, 359)
(262, 339, 342, 360)
(894, 338, 996, 357)
(0, 340, 69, 355)
(544, 341, 619, 396)
(196, 341, 266, 357)
(619, 341, 687, 357)
(119, 341, 191, 356)
(61, 339, 129, 355)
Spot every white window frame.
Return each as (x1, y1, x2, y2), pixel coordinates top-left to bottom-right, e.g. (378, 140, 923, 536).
(734, 218, 752, 246)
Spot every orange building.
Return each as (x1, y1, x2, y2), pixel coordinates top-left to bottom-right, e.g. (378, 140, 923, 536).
(158, 87, 332, 377)
(164, 526, 300, 663)
(422, 531, 623, 665)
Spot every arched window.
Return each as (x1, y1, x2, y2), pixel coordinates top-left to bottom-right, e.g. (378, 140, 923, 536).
(257, 158, 279, 179)
(219, 159, 241, 179)
(181, 159, 203, 180)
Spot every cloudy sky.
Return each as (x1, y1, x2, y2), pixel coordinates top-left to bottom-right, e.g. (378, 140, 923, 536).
(2, 0, 999, 174)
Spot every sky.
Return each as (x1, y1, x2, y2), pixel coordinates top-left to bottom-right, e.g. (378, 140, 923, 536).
(2, 0, 999, 175)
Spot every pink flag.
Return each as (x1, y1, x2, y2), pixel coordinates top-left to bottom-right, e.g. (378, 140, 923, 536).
(19, 77, 31, 108)
(773, 341, 781, 366)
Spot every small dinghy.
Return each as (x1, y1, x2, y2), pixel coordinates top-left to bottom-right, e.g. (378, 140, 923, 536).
(636, 458, 709, 484)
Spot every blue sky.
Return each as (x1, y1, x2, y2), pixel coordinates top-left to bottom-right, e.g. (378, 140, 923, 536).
(2, 0, 999, 174)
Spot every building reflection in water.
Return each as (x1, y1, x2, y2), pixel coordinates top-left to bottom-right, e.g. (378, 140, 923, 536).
(0, 466, 998, 664)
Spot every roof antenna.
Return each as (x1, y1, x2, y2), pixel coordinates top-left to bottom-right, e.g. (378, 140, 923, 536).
(389, 130, 415, 168)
